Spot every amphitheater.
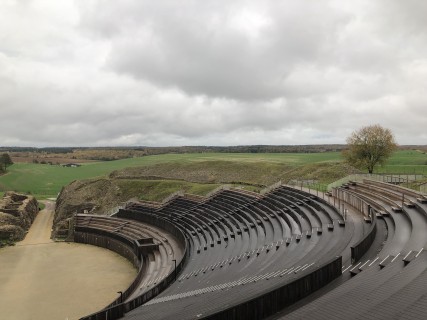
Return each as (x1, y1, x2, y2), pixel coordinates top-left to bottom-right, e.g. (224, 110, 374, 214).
(70, 176, 427, 320)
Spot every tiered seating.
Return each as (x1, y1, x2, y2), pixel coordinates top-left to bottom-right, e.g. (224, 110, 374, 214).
(348, 180, 427, 256)
(284, 249, 427, 319)
(111, 187, 354, 320)
(276, 180, 427, 320)
(78, 179, 427, 320)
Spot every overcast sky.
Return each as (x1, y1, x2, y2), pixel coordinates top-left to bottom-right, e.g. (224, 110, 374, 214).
(0, 0, 426, 147)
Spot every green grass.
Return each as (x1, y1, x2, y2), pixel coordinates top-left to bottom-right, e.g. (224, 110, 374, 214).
(0, 150, 426, 198)
(114, 179, 260, 202)
(115, 179, 221, 202)
(374, 150, 427, 174)
(0, 152, 341, 198)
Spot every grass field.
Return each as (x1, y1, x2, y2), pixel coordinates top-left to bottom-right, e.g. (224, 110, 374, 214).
(0, 150, 425, 199)
(0, 152, 341, 198)
(374, 150, 427, 174)
(114, 179, 222, 202)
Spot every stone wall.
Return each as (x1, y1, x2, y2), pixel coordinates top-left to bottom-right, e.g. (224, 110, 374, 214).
(0, 192, 39, 243)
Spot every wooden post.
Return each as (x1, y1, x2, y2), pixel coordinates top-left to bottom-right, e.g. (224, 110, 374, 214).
(172, 259, 177, 282)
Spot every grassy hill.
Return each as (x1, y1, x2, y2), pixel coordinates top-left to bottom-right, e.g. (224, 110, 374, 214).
(0, 152, 342, 198)
(0, 150, 426, 200)
(1, 149, 420, 237)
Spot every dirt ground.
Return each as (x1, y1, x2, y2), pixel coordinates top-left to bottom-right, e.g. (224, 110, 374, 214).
(0, 201, 137, 320)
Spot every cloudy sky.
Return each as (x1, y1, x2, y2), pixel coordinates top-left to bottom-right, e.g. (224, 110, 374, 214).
(0, 0, 426, 147)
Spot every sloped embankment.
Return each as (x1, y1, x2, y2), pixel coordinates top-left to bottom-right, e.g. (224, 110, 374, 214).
(53, 179, 120, 239)
(52, 178, 221, 238)
(0, 192, 39, 243)
(109, 160, 359, 186)
(53, 161, 358, 239)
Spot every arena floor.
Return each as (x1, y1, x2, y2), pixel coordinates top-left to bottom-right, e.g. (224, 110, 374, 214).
(0, 201, 137, 320)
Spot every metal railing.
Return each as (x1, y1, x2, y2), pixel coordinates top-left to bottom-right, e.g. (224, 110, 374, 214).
(288, 179, 328, 193)
(327, 173, 425, 191)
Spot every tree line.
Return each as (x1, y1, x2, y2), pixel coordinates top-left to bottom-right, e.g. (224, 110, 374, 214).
(1, 145, 347, 160)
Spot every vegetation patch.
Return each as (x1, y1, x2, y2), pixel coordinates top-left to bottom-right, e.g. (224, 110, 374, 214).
(4, 148, 413, 237)
(0, 152, 342, 198)
(1, 150, 426, 199)
(53, 159, 360, 235)
(114, 179, 220, 202)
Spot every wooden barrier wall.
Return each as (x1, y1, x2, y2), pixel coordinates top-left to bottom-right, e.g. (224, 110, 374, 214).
(332, 188, 377, 263)
(202, 256, 342, 320)
(74, 231, 140, 267)
(77, 211, 189, 320)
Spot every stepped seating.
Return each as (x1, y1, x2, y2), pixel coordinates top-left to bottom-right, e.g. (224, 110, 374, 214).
(361, 180, 427, 217)
(336, 187, 396, 259)
(348, 181, 427, 255)
(76, 178, 427, 320)
(122, 191, 261, 287)
(285, 250, 427, 319)
(99, 188, 350, 320)
(273, 180, 427, 320)
(277, 186, 340, 226)
(266, 193, 312, 236)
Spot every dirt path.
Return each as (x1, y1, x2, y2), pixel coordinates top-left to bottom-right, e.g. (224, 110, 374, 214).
(0, 201, 137, 320)
(18, 201, 55, 245)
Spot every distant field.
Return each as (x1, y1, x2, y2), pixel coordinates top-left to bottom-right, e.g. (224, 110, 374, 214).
(0, 150, 425, 199)
(375, 150, 427, 174)
(0, 152, 341, 198)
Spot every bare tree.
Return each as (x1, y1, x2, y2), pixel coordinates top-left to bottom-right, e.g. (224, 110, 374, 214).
(343, 124, 397, 174)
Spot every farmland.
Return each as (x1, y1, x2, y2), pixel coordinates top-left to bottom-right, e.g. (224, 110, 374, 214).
(0, 150, 426, 200)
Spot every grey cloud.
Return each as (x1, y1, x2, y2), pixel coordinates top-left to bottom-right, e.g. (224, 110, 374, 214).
(0, 0, 427, 146)
(85, 0, 349, 100)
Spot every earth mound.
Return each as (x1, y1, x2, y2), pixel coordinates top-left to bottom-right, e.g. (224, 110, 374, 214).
(52, 161, 359, 239)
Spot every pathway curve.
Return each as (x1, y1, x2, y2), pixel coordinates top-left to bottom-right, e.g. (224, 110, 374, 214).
(0, 201, 137, 320)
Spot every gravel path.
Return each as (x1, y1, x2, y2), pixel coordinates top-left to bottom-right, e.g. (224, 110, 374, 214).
(0, 201, 137, 320)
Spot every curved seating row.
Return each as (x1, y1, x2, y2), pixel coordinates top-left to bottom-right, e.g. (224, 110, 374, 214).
(114, 186, 354, 320)
(78, 178, 427, 320)
(285, 249, 427, 319)
(277, 179, 427, 320)
(80, 179, 427, 320)
(349, 181, 427, 256)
